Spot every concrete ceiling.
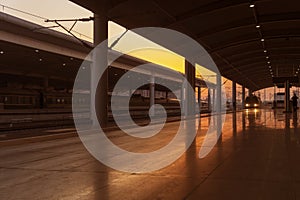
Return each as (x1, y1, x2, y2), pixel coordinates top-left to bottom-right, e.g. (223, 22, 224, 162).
(0, 12, 90, 88)
(0, 40, 82, 83)
(70, 0, 300, 90)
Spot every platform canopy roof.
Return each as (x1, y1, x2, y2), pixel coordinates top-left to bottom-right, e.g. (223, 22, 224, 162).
(70, 0, 300, 90)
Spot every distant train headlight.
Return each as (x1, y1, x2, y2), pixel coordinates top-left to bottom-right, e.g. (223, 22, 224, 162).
(245, 103, 250, 107)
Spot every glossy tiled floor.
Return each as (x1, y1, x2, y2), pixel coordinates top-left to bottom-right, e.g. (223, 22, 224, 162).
(1, 109, 300, 200)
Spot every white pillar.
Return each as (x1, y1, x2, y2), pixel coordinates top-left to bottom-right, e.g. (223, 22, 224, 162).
(181, 81, 186, 115)
(185, 60, 195, 116)
(264, 88, 266, 104)
(232, 81, 236, 111)
(216, 74, 222, 136)
(91, 13, 108, 127)
(242, 86, 245, 108)
(207, 88, 211, 112)
(150, 75, 155, 116)
(216, 74, 222, 113)
(285, 80, 291, 112)
(212, 88, 216, 112)
(198, 86, 201, 112)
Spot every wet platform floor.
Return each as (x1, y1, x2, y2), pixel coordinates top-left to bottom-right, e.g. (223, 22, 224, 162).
(1, 109, 300, 200)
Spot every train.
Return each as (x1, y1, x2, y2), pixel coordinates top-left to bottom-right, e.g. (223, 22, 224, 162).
(0, 88, 210, 115)
(244, 95, 261, 109)
(0, 88, 73, 110)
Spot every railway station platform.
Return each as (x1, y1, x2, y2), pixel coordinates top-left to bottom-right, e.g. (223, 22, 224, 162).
(0, 110, 216, 140)
(1, 0, 300, 199)
(1, 109, 300, 200)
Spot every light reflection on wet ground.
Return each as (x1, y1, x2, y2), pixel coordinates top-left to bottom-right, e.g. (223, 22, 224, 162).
(1, 109, 300, 200)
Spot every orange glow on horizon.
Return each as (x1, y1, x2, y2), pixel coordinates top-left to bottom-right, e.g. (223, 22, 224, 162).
(128, 48, 184, 73)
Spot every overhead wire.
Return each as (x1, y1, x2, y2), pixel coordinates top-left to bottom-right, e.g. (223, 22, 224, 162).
(0, 3, 92, 41)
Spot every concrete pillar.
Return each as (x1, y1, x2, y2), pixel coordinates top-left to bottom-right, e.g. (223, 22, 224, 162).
(165, 91, 168, 102)
(208, 88, 211, 112)
(232, 81, 236, 111)
(150, 76, 155, 116)
(91, 13, 108, 127)
(264, 88, 266, 104)
(212, 89, 216, 112)
(274, 86, 277, 107)
(216, 74, 222, 114)
(198, 86, 201, 112)
(181, 81, 185, 115)
(185, 60, 195, 116)
(242, 86, 245, 108)
(285, 80, 291, 113)
(216, 74, 222, 136)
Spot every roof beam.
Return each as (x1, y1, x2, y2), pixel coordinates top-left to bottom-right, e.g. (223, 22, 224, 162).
(223, 47, 300, 60)
(230, 56, 300, 67)
(211, 34, 300, 53)
(165, 0, 252, 28)
(195, 12, 300, 39)
(224, 66, 271, 76)
(221, 59, 300, 74)
(213, 53, 260, 90)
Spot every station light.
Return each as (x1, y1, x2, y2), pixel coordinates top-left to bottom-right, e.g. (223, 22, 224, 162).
(62, 63, 66, 66)
(264, 50, 267, 53)
(35, 49, 39, 53)
(0, 51, 4, 54)
(39, 58, 42, 62)
(256, 25, 260, 29)
(267, 61, 270, 64)
(261, 38, 265, 42)
(249, 4, 255, 8)
(266, 56, 269, 59)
